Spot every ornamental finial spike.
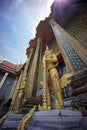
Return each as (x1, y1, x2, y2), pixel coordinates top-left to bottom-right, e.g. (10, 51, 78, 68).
(46, 45, 49, 50)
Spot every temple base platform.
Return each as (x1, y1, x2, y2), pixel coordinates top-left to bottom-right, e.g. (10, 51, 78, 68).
(29, 109, 83, 130)
(0, 109, 87, 130)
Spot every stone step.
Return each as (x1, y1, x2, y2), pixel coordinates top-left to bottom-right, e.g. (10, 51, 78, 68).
(0, 121, 19, 129)
(28, 119, 83, 130)
(28, 124, 83, 130)
(0, 114, 24, 130)
(0, 110, 85, 130)
(30, 109, 82, 130)
(6, 114, 23, 121)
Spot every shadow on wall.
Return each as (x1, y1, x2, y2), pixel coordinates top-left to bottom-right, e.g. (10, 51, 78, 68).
(0, 98, 12, 118)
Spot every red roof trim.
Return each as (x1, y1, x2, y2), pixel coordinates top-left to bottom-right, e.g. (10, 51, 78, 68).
(0, 60, 24, 75)
(2, 61, 16, 70)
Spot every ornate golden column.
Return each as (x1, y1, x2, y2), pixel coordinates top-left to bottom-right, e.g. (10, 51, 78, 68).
(39, 54, 52, 111)
(42, 55, 47, 110)
(0, 72, 9, 89)
(50, 19, 87, 74)
(13, 48, 34, 113)
(25, 38, 42, 99)
(46, 84, 51, 110)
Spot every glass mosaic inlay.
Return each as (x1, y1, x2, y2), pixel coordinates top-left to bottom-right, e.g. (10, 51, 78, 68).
(54, 25, 87, 72)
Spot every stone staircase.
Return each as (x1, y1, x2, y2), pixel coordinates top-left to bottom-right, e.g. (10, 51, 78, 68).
(0, 114, 24, 130)
(0, 109, 86, 130)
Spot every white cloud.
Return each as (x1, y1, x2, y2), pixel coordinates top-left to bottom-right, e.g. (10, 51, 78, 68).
(0, 0, 54, 64)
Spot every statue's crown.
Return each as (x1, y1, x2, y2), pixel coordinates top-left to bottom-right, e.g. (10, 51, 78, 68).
(45, 46, 52, 55)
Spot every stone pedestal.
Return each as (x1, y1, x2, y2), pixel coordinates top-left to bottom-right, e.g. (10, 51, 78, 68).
(0, 110, 84, 130)
(29, 109, 82, 130)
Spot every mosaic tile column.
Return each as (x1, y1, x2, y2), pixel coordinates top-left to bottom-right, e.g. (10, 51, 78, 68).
(50, 19, 87, 73)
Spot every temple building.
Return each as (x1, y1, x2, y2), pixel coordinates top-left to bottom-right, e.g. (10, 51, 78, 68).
(0, 59, 23, 117)
(0, 0, 87, 130)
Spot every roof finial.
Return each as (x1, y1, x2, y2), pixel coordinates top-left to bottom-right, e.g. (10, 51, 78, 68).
(46, 45, 49, 50)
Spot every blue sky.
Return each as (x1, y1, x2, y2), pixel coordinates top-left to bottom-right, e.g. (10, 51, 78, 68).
(0, 0, 54, 64)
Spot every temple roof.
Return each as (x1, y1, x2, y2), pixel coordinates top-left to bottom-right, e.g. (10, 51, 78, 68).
(0, 60, 23, 76)
(2, 61, 16, 70)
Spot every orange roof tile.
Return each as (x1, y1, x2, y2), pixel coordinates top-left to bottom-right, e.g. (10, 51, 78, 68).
(2, 60, 16, 70)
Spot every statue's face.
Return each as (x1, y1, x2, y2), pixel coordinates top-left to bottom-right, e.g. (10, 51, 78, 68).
(45, 49, 52, 56)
